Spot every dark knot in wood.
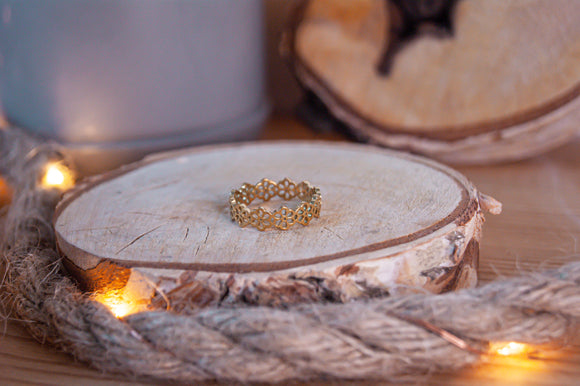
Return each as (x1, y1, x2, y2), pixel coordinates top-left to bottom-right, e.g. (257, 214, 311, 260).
(378, 0, 460, 75)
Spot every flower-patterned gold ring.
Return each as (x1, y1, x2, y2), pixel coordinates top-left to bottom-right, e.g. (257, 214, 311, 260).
(229, 178, 321, 231)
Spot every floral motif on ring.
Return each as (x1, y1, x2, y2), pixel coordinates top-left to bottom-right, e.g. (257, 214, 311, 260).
(294, 202, 313, 225)
(255, 179, 278, 201)
(250, 207, 272, 231)
(231, 204, 250, 226)
(273, 207, 296, 230)
(276, 178, 297, 200)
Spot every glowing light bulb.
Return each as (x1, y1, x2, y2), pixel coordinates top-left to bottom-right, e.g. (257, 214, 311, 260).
(94, 290, 144, 318)
(490, 342, 530, 356)
(110, 303, 132, 318)
(45, 166, 64, 185)
(41, 162, 75, 190)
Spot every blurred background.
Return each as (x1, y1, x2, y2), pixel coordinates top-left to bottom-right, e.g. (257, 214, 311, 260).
(0, 0, 578, 176)
(0, 0, 303, 175)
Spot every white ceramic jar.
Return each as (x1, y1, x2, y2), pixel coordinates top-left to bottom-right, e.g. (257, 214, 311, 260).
(0, 0, 268, 174)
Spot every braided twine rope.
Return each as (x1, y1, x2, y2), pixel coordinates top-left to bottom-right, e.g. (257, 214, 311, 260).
(1, 127, 579, 383)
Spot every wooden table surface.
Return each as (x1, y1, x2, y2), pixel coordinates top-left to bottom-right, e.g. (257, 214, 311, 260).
(2, 116, 580, 385)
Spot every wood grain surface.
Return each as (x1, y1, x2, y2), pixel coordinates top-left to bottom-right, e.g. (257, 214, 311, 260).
(2, 115, 580, 385)
(55, 143, 471, 270)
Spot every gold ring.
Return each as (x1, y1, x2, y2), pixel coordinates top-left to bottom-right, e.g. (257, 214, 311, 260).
(229, 178, 321, 231)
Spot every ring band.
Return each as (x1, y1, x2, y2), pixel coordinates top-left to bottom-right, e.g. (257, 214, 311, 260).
(229, 178, 321, 231)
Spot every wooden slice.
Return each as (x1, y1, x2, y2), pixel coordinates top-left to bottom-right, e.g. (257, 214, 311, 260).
(285, 0, 580, 163)
(54, 142, 500, 312)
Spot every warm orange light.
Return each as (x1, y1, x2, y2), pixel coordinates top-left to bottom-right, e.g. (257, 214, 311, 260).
(94, 290, 143, 318)
(41, 162, 75, 190)
(0, 177, 12, 207)
(472, 350, 545, 383)
(489, 342, 531, 356)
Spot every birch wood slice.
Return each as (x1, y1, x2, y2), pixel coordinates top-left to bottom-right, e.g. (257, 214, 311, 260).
(54, 142, 500, 311)
(286, 0, 580, 164)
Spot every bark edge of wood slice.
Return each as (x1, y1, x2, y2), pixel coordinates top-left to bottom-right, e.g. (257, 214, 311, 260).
(284, 0, 580, 164)
(54, 141, 501, 311)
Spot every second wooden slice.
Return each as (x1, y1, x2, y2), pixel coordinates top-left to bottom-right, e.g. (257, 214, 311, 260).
(55, 142, 500, 312)
(286, 0, 580, 164)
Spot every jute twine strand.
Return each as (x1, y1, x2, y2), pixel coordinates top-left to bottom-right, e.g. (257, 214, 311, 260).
(1, 127, 579, 383)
